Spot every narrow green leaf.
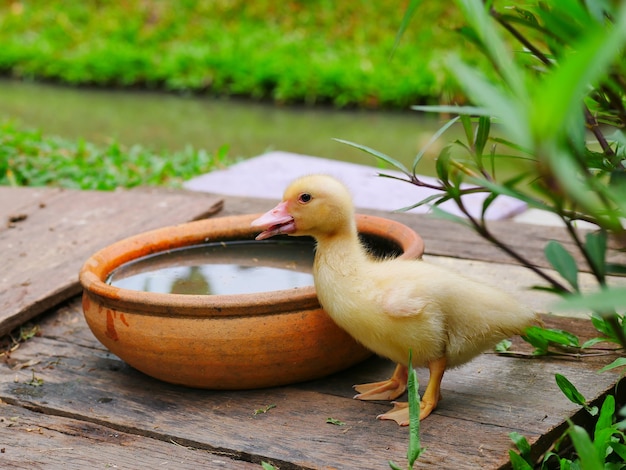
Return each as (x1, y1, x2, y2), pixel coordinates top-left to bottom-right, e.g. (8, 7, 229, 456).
(444, 55, 530, 148)
(413, 116, 460, 174)
(531, 6, 626, 142)
(581, 337, 606, 349)
(595, 395, 615, 434)
(429, 205, 473, 228)
(567, 423, 604, 470)
(555, 374, 586, 406)
(333, 138, 410, 175)
(495, 339, 512, 352)
(390, 193, 448, 213)
(388, 461, 403, 470)
(508, 450, 533, 470)
(554, 287, 626, 311)
(406, 350, 424, 466)
(521, 327, 549, 353)
(453, 0, 527, 97)
(598, 357, 626, 373)
(460, 114, 474, 148)
(509, 432, 531, 458)
(585, 231, 607, 280)
(474, 115, 491, 159)
(609, 441, 626, 462)
(542, 327, 579, 347)
(391, 0, 423, 58)
(467, 176, 554, 212)
(605, 263, 626, 276)
(411, 104, 491, 116)
(435, 146, 451, 182)
(591, 312, 613, 336)
(544, 241, 579, 291)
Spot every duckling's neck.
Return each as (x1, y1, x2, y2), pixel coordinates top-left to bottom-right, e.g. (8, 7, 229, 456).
(313, 226, 369, 273)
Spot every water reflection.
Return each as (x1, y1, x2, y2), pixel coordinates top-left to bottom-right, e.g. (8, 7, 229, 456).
(107, 240, 315, 295)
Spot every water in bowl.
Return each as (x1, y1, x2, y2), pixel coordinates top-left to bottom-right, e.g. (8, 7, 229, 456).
(106, 239, 315, 295)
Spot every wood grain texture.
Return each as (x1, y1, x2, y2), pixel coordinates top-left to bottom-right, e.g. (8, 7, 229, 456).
(0, 298, 621, 469)
(1, 187, 624, 469)
(0, 187, 223, 336)
(0, 401, 260, 469)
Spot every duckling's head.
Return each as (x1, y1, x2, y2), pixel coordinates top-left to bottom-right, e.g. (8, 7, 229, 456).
(252, 174, 356, 240)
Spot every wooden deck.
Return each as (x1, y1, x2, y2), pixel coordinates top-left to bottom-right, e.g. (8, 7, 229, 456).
(1, 186, 624, 469)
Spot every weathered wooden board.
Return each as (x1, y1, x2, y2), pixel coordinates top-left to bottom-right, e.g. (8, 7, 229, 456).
(0, 298, 621, 469)
(0, 187, 223, 336)
(0, 401, 260, 469)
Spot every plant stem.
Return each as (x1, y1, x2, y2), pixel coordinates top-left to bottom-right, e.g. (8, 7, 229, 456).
(454, 194, 571, 293)
(562, 217, 605, 285)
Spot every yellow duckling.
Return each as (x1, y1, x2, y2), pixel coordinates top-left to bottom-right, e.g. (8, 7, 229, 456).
(251, 174, 537, 425)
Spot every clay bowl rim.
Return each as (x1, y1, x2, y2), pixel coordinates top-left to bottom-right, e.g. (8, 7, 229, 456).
(79, 213, 424, 318)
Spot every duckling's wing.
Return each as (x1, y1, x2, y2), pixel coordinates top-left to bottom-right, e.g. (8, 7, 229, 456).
(379, 281, 431, 318)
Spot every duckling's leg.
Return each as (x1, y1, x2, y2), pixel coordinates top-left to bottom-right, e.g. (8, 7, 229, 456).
(353, 363, 408, 401)
(377, 356, 446, 425)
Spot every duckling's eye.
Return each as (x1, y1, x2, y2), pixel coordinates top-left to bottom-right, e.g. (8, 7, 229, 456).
(298, 193, 312, 204)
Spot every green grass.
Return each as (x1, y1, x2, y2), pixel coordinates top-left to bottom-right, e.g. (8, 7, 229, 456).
(0, 120, 230, 190)
(0, 1, 464, 108)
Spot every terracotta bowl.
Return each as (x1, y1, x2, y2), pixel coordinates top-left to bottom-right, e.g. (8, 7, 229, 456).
(79, 213, 424, 389)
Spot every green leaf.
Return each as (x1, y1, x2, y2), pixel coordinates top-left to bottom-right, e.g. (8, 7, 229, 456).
(555, 374, 586, 407)
(591, 312, 613, 336)
(508, 450, 533, 470)
(521, 326, 579, 354)
(391, 0, 423, 58)
(609, 441, 626, 462)
(474, 115, 491, 159)
(435, 146, 452, 182)
(388, 461, 403, 470)
(333, 138, 410, 175)
(412, 104, 492, 117)
(595, 394, 615, 434)
(413, 116, 460, 175)
(460, 114, 475, 148)
(467, 176, 554, 213)
(429, 205, 473, 229)
(326, 417, 346, 426)
(453, 0, 527, 97)
(606, 263, 626, 276)
(554, 287, 626, 311)
(530, 6, 626, 142)
(495, 339, 512, 353)
(585, 231, 607, 280)
(444, 55, 530, 148)
(509, 432, 531, 459)
(568, 423, 604, 470)
(544, 241, 579, 291)
(406, 350, 424, 466)
(581, 337, 606, 349)
(598, 357, 626, 373)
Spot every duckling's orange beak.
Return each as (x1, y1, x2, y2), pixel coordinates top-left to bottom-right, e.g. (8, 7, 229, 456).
(251, 201, 296, 240)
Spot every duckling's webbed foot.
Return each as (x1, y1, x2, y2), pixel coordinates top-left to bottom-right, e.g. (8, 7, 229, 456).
(353, 363, 408, 401)
(377, 356, 446, 425)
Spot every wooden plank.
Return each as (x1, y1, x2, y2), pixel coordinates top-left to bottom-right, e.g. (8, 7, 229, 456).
(0, 401, 261, 469)
(0, 187, 223, 336)
(218, 194, 626, 271)
(0, 186, 63, 225)
(0, 298, 621, 469)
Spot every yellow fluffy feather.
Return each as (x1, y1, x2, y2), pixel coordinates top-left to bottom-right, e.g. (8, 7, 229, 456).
(252, 174, 538, 424)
